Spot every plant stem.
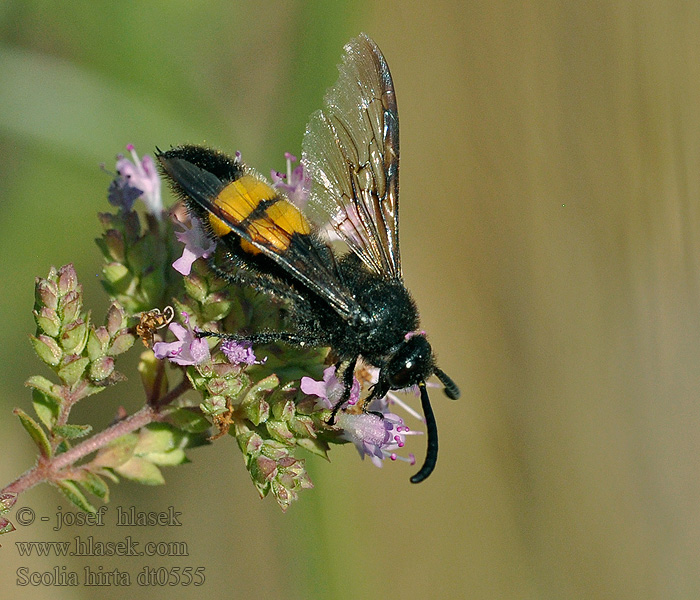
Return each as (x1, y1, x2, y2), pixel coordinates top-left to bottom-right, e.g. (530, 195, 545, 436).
(1, 378, 191, 498)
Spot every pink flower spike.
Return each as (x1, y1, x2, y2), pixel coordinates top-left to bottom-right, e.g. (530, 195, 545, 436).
(221, 339, 266, 366)
(337, 409, 416, 467)
(271, 152, 310, 208)
(114, 145, 163, 217)
(172, 215, 217, 276)
(300, 366, 360, 410)
(153, 312, 210, 366)
(300, 363, 426, 470)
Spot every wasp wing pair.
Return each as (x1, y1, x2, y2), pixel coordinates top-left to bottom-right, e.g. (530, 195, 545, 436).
(157, 34, 459, 483)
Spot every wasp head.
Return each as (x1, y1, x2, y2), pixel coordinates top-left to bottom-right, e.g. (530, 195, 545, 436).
(380, 333, 460, 483)
(385, 333, 434, 390)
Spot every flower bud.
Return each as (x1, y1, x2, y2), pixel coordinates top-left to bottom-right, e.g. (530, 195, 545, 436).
(31, 334, 63, 366)
(35, 277, 58, 310)
(60, 319, 88, 354)
(90, 356, 115, 381)
(58, 356, 90, 386)
(106, 303, 127, 336)
(87, 326, 110, 360)
(109, 331, 135, 356)
(57, 264, 78, 295)
(34, 307, 60, 337)
(60, 290, 83, 323)
(102, 229, 126, 262)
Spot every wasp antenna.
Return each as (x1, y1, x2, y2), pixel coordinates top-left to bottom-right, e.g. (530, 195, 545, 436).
(410, 382, 439, 483)
(434, 367, 460, 400)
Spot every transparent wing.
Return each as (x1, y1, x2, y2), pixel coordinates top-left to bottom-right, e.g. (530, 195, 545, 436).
(157, 150, 361, 320)
(302, 33, 401, 278)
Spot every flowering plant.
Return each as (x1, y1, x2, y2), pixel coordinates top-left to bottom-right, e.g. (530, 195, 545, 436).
(0, 146, 424, 524)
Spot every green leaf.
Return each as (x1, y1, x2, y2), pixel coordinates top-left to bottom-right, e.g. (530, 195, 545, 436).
(133, 423, 180, 455)
(53, 423, 92, 440)
(296, 437, 330, 459)
(137, 351, 168, 401)
(76, 382, 108, 399)
(31, 334, 62, 367)
(0, 492, 18, 513)
(57, 356, 89, 386)
(97, 468, 119, 483)
(87, 326, 110, 360)
(25, 375, 63, 402)
(25, 374, 56, 395)
(54, 480, 96, 513)
(90, 433, 138, 469)
(59, 290, 83, 325)
(237, 430, 263, 455)
(115, 457, 165, 485)
(102, 262, 132, 292)
(146, 449, 187, 466)
(78, 472, 109, 501)
(109, 331, 135, 356)
(105, 302, 127, 336)
(201, 299, 232, 323)
(88, 356, 114, 381)
(241, 395, 270, 426)
(244, 374, 279, 401)
(183, 275, 207, 303)
(240, 374, 278, 426)
(14, 408, 51, 458)
(200, 395, 228, 417)
(266, 420, 295, 444)
(32, 388, 60, 429)
(140, 265, 167, 304)
(168, 408, 211, 433)
(0, 518, 16, 535)
(60, 319, 89, 354)
(126, 233, 157, 276)
(34, 307, 60, 337)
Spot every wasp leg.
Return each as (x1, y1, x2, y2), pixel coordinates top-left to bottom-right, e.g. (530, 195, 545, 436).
(361, 379, 388, 419)
(327, 356, 358, 425)
(198, 330, 322, 347)
(207, 257, 306, 305)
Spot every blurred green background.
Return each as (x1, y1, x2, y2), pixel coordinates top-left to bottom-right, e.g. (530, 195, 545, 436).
(2, 1, 700, 598)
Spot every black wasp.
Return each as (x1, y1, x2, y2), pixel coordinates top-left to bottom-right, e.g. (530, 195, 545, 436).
(157, 34, 460, 482)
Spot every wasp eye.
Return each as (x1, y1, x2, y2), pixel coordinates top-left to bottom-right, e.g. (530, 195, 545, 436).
(387, 362, 414, 388)
(386, 335, 434, 390)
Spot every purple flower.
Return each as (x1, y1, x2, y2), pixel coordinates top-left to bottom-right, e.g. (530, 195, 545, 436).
(221, 339, 266, 365)
(271, 153, 310, 208)
(153, 312, 210, 366)
(336, 409, 416, 468)
(300, 365, 423, 467)
(300, 366, 360, 410)
(172, 215, 217, 276)
(362, 365, 430, 422)
(107, 172, 142, 212)
(114, 144, 163, 217)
